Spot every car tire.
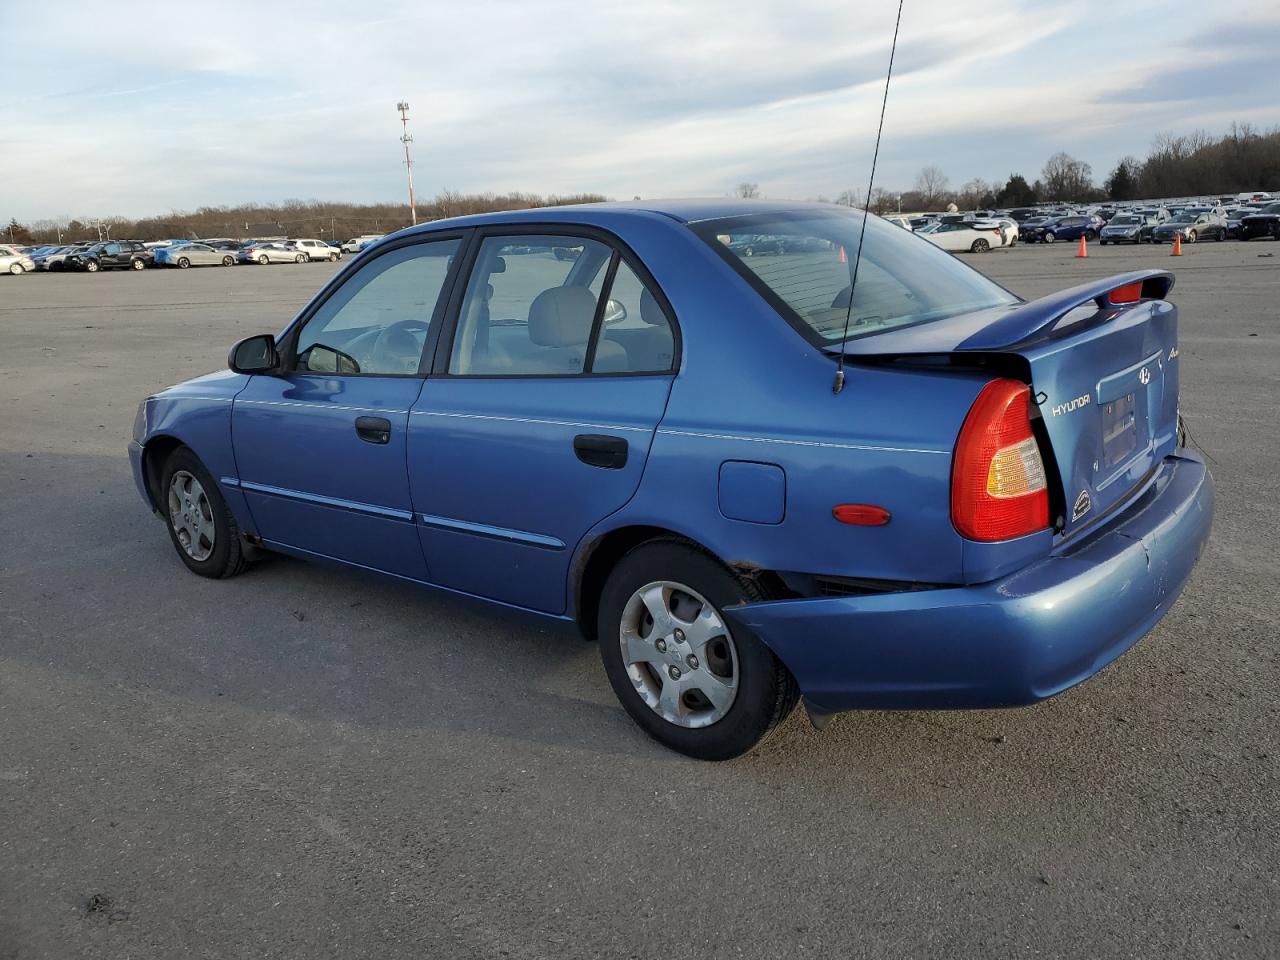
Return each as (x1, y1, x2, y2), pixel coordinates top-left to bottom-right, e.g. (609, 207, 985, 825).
(1187, 230, 1197, 243)
(1044, 232, 1057, 244)
(1216, 229, 1224, 242)
(159, 447, 250, 580)
(8, 263, 22, 275)
(85, 260, 100, 272)
(597, 539, 798, 760)
(1085, 229, 1098, 241)
(295, 253, 306, 263)
(328, 252, 339, 262)
(258, 254, 269, 265)
(971, 238, 991, 253)
(177, 257, 190, 269)
(131, 258, 145, 270)
(222, 256, 235, 267)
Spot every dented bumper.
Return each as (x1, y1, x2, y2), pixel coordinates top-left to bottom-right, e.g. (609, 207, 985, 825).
(724, 452, 1214, 713)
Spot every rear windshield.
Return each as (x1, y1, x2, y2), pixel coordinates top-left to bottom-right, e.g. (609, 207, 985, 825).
(695, 210, 1017, 343)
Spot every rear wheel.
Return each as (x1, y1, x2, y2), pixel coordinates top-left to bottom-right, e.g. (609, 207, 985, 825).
(598, 540, 798, 760)
(258, 254, 269, 265)
(1216, 228, 1224, 242)
(1187, 230, 1198, 243)
(177, 257, 190, 269)
(1085, 229, 1098, 241)
(295, 253, 306, 263)
(131, 258, 145, 270)
(85, 259, 100, 272)
(159, 447, 249, 579)
(971, 238, 990, 253)
(328, 252, 339, 262)
(222, 255, 235, 266)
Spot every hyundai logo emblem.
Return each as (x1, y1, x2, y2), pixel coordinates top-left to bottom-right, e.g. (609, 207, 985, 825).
(1139, 367, 1151, 385)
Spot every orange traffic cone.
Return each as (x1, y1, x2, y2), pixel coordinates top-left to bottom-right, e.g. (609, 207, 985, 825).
(1076, 235, 1088, 258)
(1171, 233, 1183, 257)
(837, 245, 847, 263)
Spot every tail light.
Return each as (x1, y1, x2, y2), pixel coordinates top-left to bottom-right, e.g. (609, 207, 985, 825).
(951, 379, 1049, 541)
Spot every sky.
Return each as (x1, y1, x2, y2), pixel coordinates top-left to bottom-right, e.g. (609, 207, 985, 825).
(2, 0, 1278, 221)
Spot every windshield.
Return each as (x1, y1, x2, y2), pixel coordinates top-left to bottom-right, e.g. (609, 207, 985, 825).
(696, 210, 1017, 343)
(1111, 216, 1140, 225)
(1169, 215, 1195, 224)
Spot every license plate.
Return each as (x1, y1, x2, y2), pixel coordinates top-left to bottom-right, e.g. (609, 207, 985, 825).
(1102, 393, 1138, 468)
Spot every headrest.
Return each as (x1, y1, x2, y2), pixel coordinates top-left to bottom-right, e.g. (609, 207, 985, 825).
(529, 286, 597, 347)
(639, 287, 667, 327)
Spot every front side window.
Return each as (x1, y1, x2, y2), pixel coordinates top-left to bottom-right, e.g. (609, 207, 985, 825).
(697, 211, 1017, 343)
(449, 235, 611, 376)
(294, 238, 459, 376)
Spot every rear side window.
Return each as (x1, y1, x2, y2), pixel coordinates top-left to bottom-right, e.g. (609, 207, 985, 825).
(697, 212, 1016, 343)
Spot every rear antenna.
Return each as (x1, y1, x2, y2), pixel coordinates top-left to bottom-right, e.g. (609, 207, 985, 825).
(834, 0, 905, 395)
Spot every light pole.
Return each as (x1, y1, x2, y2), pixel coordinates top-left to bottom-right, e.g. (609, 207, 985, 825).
(397, 101, 417, 226)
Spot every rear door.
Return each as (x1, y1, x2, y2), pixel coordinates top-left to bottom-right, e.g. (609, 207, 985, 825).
(408, 228, 678, 613)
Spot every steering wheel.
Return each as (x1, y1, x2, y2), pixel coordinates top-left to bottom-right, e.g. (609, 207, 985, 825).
(370, 319, 431, 373)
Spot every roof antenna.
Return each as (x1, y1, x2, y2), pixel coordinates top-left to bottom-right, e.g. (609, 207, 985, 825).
(834, 0, 905, 395)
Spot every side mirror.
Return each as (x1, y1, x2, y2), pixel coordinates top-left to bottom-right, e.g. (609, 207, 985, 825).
(229, 334, 280, 374)
(602, 299, 628, 325)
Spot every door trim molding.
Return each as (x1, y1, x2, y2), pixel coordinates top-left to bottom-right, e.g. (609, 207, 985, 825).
(235, 478, 416, 522)
(418, 512, 566, 550)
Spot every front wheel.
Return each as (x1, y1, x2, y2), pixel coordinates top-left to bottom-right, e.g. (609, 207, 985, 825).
(328, 252, 339, 262)
(295, 253, 306, 263)
(1085, 229, 1098, 241)
(598, 541, 798, 760)
(8, 263, 22, 275)
(85, 260, 100, 272)
(258, 254, 269, 265)
(1216, 229, 1225, 242)
(971, 238, 991, 253)
(1187, 230, 1197, 243)
(1044, 232, 1057, 244)
(131, 258, 146, 270)
(159, 447, 250, 579)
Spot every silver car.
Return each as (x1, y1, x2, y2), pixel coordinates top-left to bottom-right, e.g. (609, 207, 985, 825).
(160, 243, 238, 268)
(0, 244, 36, 275)
(239, 242, 306, 265)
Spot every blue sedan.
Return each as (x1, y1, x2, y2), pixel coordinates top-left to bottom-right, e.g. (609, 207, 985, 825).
(129, 200, 1214, 759)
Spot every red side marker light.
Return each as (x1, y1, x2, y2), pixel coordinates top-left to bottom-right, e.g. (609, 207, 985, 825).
(1108, 281, 1144, 305)
(833, 504, 891, 526)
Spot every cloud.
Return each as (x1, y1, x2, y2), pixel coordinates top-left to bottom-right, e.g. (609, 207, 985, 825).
(0, 0, 1274, 219)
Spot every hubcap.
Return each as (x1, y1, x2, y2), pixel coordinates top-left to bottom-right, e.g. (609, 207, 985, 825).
(167, 470, 215, 561)
(619, 580, 739, 728)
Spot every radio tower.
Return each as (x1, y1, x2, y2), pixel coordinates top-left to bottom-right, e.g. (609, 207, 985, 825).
(397, 101, 417, 225)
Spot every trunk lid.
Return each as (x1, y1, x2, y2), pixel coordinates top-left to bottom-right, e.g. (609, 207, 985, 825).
(834, 270, 1180, 538)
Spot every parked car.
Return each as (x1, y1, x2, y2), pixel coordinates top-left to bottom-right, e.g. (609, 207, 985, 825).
(1025, 215, 1103, 244)
(290, 238, 342, 262)
(125, 200, 1216, 759)
(883, 215, 913, 230)
(0, 244, 36, 275)
(1239, 201, 1280, 241)
(64, 241, 152, 272)
(1135, 207, 1171, 224)
(1151, 211, 1226, 244)
(340, 235, 385, 254)
(239, 242, 305, 265)
(1224, 209, 1255, 239)
(1099, 213, 1160, 245)
(33, 244, 86, 271)
(155, 243, 238, 268)
(919, 219, 1005, 253)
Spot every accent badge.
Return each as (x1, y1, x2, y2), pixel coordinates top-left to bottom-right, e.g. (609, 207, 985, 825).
(1073, 489, 1093, 522)
(1139, 367, 1151, 385)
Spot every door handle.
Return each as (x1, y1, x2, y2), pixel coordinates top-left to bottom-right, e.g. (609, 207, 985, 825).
(355, 416, 392, 444)
(574, 434, 628, 469)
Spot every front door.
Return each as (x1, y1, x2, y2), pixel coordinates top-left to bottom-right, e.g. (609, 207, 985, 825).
(232, 235, 464, 578)
(409, 230, 678, 613)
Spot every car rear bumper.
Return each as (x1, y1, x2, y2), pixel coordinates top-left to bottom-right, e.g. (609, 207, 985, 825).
(723, 452, 1214, 713)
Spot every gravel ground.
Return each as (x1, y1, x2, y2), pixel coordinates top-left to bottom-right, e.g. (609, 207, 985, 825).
(1, 240, 1277, 959)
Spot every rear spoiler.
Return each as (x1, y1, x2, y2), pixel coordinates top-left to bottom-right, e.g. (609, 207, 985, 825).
(958, 270, 1174, 351)
(831, 270, 1175, 357)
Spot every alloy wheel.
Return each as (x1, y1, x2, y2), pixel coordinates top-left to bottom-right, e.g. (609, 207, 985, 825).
(167, 470, 215, 562)
(619, 580, 739, 728)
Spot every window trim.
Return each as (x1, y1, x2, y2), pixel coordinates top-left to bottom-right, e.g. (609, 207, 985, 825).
(432, 222, 681, 381)
(277, 229, 471, 380)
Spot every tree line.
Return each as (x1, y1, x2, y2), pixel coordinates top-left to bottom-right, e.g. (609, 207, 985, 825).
(5, 190, 609, 245)
(881, 123, 1280, 214)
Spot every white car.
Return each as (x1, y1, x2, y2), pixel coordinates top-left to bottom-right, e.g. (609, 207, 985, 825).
(0, 244, 36, 275)
(883, 215, 914, 230)
(340, 235, 385, 254)
(918, 220, 1005, 253)
(290, 239, 341, 262)
(239, 242, 305, 265)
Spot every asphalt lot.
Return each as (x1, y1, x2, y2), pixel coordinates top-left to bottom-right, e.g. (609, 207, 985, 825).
(1, 242, 1277, 959)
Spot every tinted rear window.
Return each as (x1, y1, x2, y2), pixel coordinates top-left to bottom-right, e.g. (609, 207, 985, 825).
(695, 211, 1017, 343)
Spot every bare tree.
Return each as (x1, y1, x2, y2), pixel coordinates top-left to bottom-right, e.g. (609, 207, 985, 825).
(1041, 152, 1094, 201)
(834, 189, 863, 208)
(735, 182, 761, 199)
(913, 165, 950, 207)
